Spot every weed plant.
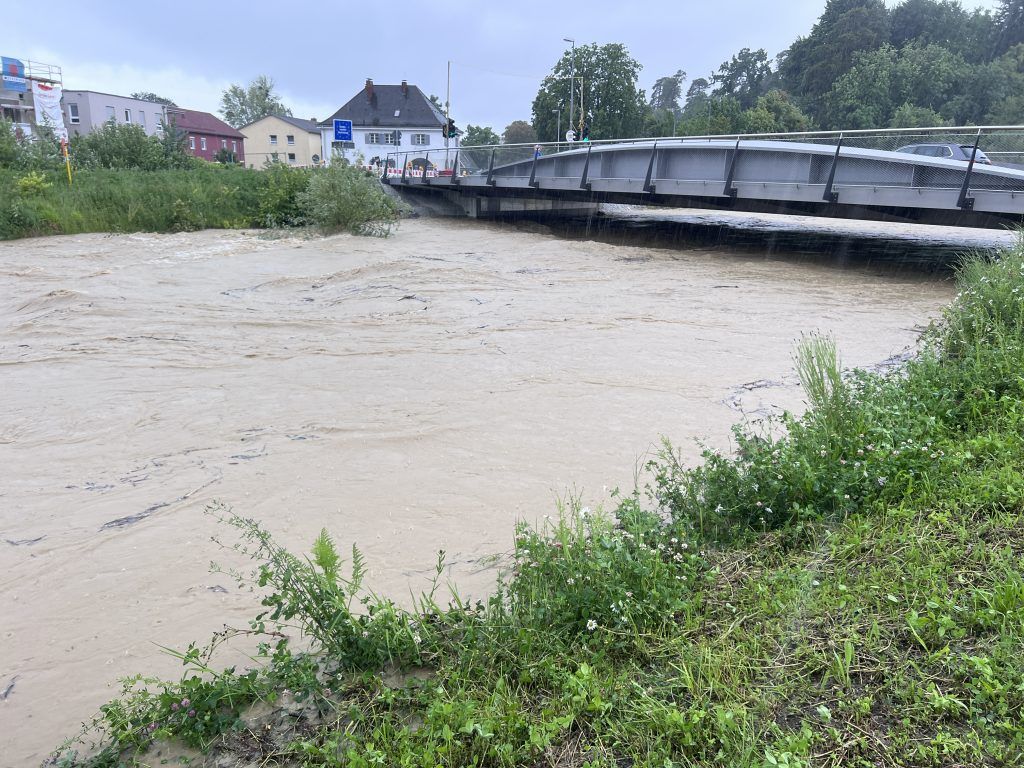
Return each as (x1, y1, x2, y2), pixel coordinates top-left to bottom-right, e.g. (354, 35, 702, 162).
(0, 163, 398, 240)
(53, 242, 1024, 767)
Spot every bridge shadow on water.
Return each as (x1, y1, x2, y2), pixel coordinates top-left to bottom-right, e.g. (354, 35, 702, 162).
(500, 206, 1019, 277)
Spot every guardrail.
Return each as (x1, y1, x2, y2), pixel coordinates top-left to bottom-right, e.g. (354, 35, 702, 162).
(382, 125, 1024, 178)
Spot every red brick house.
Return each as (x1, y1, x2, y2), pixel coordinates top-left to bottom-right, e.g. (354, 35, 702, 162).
(166, 107, 245, 164)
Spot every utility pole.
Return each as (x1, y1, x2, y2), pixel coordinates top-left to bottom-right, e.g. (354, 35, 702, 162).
(552, 108, 561, 144)
(564, 38, 575, 140)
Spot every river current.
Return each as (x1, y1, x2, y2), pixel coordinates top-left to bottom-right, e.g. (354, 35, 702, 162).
(1, 211, 1014, 765)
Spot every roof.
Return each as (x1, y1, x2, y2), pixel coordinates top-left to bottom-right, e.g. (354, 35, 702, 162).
(241, 114, 320, 134)
(321, 83, 446, 129)
(165, 108, 245, 138)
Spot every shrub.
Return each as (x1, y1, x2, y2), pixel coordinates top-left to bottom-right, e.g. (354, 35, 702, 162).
(70, 123, 167, 171)
(297, 164, 400, 236)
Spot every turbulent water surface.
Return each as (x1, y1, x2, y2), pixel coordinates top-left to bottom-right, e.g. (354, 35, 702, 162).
(1, 211, 1008, 765)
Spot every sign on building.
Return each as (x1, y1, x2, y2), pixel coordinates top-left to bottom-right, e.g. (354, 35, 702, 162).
(1, 56, 27, 93)
(333, 119, 353, 142)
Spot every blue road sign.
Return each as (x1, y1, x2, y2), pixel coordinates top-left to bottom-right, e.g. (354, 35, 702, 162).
(333, 119, 353, 142)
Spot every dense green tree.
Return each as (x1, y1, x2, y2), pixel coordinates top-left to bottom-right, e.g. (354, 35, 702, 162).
(713, 48, 772, 109)
(532, 43, 646, 141)
(460, 124, 500, 146)
(502, 120, 537, 145)
(888, 102, 949, 127)
(995, 0, 1024, 53)
(649, 70, 686, 113)
(740, 90, 814, 133)
(130, 92, 177, 106)
(220, 75, 292, 129)
(824, 43, 966, 128)
(780, 0, 890, 121)
(890, 1, 997, 63)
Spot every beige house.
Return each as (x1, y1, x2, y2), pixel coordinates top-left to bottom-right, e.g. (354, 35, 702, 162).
(241, 114, 322, 168)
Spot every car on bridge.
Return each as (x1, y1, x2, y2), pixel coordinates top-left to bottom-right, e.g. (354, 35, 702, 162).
(895, 143, 992, 164)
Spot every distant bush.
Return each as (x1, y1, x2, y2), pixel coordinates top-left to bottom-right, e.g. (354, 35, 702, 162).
(297, 164, 400, 236)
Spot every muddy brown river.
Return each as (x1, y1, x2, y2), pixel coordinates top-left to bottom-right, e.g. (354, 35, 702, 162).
(0, 212, 1003, 765)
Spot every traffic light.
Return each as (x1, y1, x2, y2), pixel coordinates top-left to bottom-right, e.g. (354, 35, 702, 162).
(581, 123, 590, 141)
(442, 118, 457, 138)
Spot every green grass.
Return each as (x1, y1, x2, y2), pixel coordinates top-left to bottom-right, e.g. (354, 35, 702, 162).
(0, 164, 399, 240)
(52, 240, 1024, 768)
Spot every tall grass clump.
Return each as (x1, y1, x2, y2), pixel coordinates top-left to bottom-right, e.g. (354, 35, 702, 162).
(53, 241, 1024, 767)
(1, 121, 400, 240)
(297, 163, 400, 237)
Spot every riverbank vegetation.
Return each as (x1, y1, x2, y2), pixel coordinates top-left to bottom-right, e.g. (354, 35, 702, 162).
(0, 122, 400, 240)
(52, 237, 1024, 766)
(506, 0, 1024, 143)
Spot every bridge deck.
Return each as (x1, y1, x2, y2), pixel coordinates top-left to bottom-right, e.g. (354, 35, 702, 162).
(386, 139, 1024, 227)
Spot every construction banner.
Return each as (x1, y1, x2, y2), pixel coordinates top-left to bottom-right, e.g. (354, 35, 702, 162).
(31, 81, 67, 139)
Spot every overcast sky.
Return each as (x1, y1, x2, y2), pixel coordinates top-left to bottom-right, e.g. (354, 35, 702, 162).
(5, 0, 1005, 132)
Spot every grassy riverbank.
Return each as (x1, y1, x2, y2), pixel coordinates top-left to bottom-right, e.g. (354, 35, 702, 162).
(0, 164, 399, 240)
(55, 240, 1024, 767)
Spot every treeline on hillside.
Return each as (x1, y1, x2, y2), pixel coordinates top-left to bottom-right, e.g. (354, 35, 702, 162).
(507, 0, 1024, 143)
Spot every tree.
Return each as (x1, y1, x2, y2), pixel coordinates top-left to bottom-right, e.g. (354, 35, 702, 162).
(502, 120, 537, 145)
(888, 102, 949, 128)
(130, 92, 177, 106)
(996, 0, 1024, 54)
(740, 90, 813, 133)
(779, 0, 890, 122)
(713, 49, 772, 109)
(428, 94, 445, 112)
(649, 69, 686, 113)
(220, 75, 292, 128)
(460, 124, 500, 146)
(824, 43, 964, 128)
(70, 123, 165, 170)
(532, 43, 646, 142)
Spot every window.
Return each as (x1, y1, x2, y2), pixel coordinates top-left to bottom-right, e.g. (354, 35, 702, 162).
(231, 140, 237, 152)
(200, 137, 207, 151)
(189, 136, 195, 150)
(271, 152, 279, 161)
(139, 111, 146, 127)
(269, 134, 278, 145)
(68, 103, 80, 124)
(364, 132, 397, 145)
(286, 134, 295, 145)
(411, 133, 429, 146)
(105, 105, 115, 121)
(124, 108, 132, 123)
(221, 139, 227, 149)
(287, 152, 296, 162)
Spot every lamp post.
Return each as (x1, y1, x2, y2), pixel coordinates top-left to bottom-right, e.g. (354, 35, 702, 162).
(552, 107, 561, 145)
(563, 37, 575, 140)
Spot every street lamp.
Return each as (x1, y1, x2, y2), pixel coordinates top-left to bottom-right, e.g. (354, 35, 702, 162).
(563, 38, 575, 140)
(552, 107, 561, 145)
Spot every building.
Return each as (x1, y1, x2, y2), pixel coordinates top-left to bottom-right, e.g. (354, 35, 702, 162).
(241, 114, 322, 168)
(319, 79, 457, 168)
(165, 107, 245, 164)
(61, 90, 167, 138)
(1, 57, 63, 137)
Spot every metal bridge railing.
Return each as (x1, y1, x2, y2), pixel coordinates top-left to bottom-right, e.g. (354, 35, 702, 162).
(381, 125, 1024, 181)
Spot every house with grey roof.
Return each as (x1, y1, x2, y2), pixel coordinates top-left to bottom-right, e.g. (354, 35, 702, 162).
(241, 114, 322, 168)
(319, 79, 458, 168)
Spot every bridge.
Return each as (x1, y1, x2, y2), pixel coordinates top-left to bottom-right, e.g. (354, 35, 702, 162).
(382, 126, 1024, 228)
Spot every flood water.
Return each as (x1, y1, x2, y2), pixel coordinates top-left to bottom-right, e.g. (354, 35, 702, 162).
(0, 210, 1013, 765)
